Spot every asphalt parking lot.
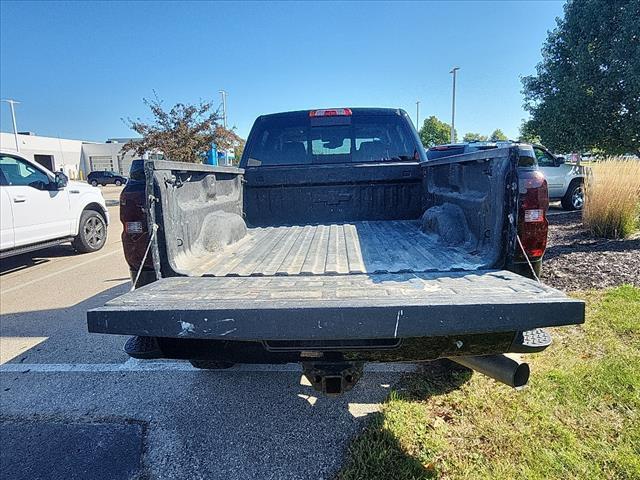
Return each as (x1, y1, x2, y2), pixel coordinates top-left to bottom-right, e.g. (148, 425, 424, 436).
(0, 185, 408, 479)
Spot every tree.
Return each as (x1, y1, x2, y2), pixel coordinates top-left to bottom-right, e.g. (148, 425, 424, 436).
(419, 116, 455, 147)
(122, 94, 243, 163)
(489, 129, 508, 142)
(518, 120, 541, 144)
(522, 0, 640, 155)
(232, 138, 246, 166)
(462, 132, 488, 142)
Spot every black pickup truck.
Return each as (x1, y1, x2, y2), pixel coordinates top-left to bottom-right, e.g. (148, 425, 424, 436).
(88, 108, 584, 394)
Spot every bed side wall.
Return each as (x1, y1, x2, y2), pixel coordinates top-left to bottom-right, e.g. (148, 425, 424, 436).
(421, 148, 519, 269)
(148, 161, 245, 277)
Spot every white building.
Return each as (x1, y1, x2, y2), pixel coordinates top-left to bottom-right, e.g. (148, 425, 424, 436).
(0, 132, 142, 179)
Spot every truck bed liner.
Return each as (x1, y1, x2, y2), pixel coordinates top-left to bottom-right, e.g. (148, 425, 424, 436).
(88, 270, 584, 341)
(190, 220, 485, 277)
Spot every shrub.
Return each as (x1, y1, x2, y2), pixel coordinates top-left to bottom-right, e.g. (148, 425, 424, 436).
(583, 157, 640, 238)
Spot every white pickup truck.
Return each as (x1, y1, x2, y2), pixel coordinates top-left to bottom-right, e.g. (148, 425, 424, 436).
(0, 152, 109, 259)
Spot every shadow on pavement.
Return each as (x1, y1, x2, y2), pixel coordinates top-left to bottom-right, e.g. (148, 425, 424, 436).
(0, 245, 80, 275)
(1, 283, 130, 364)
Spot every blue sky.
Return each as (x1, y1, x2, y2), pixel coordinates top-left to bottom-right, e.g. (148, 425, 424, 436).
(0, 1, 564, 142)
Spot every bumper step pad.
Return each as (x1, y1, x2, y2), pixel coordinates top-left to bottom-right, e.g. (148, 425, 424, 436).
(511, 328, 552, 353)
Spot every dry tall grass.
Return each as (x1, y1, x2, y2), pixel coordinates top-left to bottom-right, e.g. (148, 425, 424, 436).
(583, 157, 640, 238)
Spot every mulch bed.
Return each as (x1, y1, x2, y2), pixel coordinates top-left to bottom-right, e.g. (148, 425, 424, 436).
(541, 209, 640, 291)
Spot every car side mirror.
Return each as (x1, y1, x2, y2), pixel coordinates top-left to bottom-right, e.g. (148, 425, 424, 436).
(54, 171, 68, 189)
(556, 156, 565, 164)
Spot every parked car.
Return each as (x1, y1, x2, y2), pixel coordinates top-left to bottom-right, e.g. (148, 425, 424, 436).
(0, 152, 109, 259)
(89, 108, 583, 395)
(532, 144, 586, 210)
(87, 170, 127, 187)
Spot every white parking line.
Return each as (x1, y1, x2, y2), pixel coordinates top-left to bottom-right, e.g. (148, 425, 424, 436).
(0, 359, 417, 373)
(1, 249, 122, 294)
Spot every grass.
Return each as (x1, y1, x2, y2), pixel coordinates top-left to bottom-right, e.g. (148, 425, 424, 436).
(583, 158, 640, 238)
(338, 286, 640, 480)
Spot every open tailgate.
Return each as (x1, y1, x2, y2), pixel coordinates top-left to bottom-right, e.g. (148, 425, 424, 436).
(88, 270, 584, 340)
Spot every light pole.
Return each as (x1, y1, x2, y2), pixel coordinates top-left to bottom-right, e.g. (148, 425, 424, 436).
(218, 90, 228, 164)
(1, 98, 20, 152)
(415, 100, 420, 130)
(449, 67, 460, 143)
(218, 90, 227, 129)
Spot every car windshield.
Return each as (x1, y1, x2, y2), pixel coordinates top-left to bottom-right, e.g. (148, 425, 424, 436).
(244, 114, 417, 166)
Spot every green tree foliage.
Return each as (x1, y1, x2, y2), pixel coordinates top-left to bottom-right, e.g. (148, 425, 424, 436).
(419, 116, 455, 147)
(232, 138, 246, 166)
(489, 129, 508, 141)
(123, 94, 243, 163)
(462, 132, 488, 142)
(522, 0, 640, 154)
(519, 120, 542, 144)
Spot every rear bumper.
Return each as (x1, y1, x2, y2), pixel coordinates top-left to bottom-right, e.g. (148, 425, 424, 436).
(124, 326, 552, 363)
(153, 332, 518, 363)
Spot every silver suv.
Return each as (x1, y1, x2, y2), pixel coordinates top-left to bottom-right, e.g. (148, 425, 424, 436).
(531, 145, 586, 210)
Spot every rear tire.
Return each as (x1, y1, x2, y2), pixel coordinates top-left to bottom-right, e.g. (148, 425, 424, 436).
(561, 181, 584, 210)
(72, 210, 107, 253)
(189, 360, 235, 370)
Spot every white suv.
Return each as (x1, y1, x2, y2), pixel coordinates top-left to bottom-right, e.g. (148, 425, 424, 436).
(0, 152, 110, 259)
(532, 145, 586, 210)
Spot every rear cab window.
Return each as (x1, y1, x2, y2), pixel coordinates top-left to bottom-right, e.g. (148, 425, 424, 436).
(242, 109, 422, 167)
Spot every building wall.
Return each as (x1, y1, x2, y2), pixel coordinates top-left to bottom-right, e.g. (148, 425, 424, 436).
(0, 132, 85, 178)
(0, 133, 139, 179)
(80, 142, 138, 178)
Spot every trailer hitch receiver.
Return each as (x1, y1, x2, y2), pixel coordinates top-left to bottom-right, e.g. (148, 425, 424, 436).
(302, 362, 364, 395)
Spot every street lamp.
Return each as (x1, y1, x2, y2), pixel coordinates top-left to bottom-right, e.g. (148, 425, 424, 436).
(218, 90, 227, 129)
(218, 90, 228, 165)
(1, 98, 20, 152)
(449, 67, 460, 143)
(416, 100, 420, 130)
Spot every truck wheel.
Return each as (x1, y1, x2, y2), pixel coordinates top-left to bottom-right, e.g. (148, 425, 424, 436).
(189, 360, 235, 370)
(72, 210, 107, 253)
(561, 181, 584, 210)
(90, 180, 98, 187)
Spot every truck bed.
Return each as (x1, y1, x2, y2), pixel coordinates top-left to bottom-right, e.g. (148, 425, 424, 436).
(89, 149, 585, 372)
(190, 220, 485, 277)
